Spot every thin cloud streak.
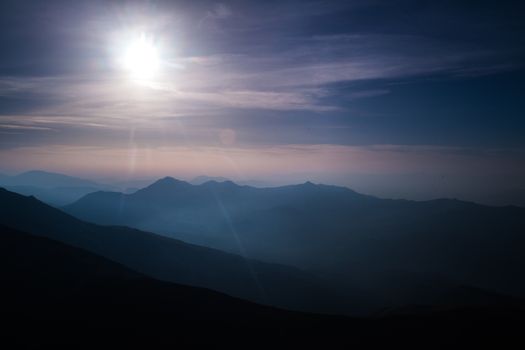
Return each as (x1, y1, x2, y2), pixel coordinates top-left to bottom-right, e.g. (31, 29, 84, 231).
(1, 144, 523, 179)
(0, 27, 518, 128)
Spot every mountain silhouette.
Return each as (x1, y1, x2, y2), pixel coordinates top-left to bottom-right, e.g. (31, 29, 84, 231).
(1, 224, 344, 320)
(0, 224, 359, 346)
(64, 177, 525, 304)
(0, 187, 358, 315)
(191, 175, 231, 184)
(191, 175, 271, 187)
(1, 170, 101, 188)
(0, 170, 112, 206)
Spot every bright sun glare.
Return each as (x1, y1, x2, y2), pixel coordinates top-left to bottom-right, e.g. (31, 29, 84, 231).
(121, 34, 160, 80)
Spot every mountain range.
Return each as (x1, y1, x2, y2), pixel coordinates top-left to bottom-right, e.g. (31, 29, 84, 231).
(2, 170, 525, 315)
(0, 170, 270, 206)
(0, 170, 112, 206)
(0, 170, 101, 188)
(191, 175, 271, 187)
(64, 176, 525, 305)
(2, 187, 525, 345)
(0, 188, 361, 315)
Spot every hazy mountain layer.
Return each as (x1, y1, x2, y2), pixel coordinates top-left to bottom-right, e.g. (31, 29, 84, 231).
(0, 188, 359, 315)
(65, 177, 525, 301)
(0, 170, 112, 206)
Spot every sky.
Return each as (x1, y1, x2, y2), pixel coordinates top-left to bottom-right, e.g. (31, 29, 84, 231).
(0, 0, 524, 200)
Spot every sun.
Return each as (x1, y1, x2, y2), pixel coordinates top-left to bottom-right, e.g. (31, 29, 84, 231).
(121, 34, 160, 80)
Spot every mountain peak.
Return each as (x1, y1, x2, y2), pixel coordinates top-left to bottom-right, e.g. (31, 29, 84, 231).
(201, 180, 240, 189)
(141, 177, 191, 191)
(157, 176, 179, 183)
(191, 175, 231, 185)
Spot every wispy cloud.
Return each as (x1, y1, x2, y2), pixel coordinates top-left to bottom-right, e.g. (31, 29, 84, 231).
(0, 30, 513, 131)
(0, 123, 54, 131)
(0, 0, 522, 156)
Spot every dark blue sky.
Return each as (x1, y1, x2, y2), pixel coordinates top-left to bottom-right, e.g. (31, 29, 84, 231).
(0, 0, 524, 200)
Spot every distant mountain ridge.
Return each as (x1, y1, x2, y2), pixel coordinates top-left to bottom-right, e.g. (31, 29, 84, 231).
(0, 170, 112, 206)
(1, 170, 101, 188)
(64, 176, 525, 304)
(191, 175, 273, 188)
(191, 175, 231, 185)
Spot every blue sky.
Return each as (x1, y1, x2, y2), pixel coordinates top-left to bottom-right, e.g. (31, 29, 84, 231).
(0, 0, 524, 200)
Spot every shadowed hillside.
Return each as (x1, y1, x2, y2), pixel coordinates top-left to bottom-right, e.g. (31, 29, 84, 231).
(0, 188, 361, 315)
(1, 225, 525, 347)
(0, 224, 348, 346)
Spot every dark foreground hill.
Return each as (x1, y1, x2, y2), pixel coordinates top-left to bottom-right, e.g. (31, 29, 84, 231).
(0, 225, 345, 346)
(1, 225, 525, 347)
(0, 188, 361, 315)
